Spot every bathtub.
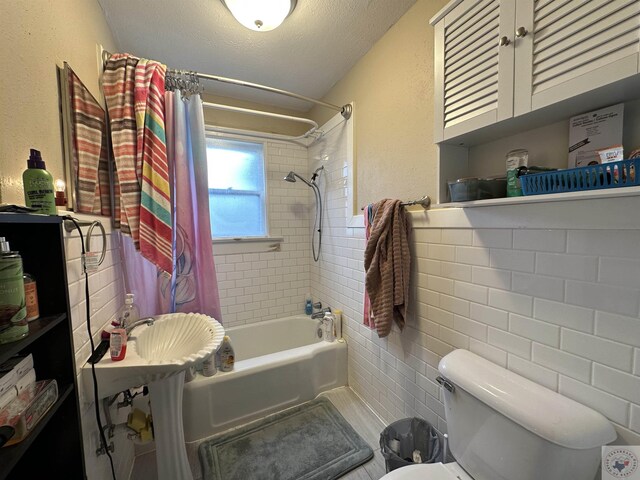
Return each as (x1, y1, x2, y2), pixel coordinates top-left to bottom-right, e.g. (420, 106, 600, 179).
(182, 315, 347, 442)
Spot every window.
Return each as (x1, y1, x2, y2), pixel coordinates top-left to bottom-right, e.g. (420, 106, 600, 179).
(206, 137, 267, 238)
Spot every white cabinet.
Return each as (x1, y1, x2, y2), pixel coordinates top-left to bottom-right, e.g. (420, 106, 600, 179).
(433, 0, 516, 142)
(431, 0, 640, 143)
(514, 0, 640, 115)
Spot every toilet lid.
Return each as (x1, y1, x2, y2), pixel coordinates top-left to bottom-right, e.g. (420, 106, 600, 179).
(379, 462, 473, 480)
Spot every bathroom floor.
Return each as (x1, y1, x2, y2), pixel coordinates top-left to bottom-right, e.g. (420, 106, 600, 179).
(130, 386, 387, 480)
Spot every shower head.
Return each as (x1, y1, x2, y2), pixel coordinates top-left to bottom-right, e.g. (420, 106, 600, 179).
(283, 171, 313, 187)
(284, 169, 324, 262)
(310, 166, 324, 182)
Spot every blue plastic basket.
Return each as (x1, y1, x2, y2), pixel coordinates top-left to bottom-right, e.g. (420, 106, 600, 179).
(520, 158, 640, 196)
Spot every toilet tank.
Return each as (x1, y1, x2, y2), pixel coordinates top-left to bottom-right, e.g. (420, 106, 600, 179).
(438, 350, 616, 480)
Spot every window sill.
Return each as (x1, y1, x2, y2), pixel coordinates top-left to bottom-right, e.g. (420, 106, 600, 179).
(212, 237, 283, 255)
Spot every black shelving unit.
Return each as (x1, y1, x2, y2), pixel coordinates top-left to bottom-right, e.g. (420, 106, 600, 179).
(0, 213, 85, 479)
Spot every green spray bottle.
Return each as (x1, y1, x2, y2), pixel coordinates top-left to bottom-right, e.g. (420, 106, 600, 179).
(23, 149, 56, 215)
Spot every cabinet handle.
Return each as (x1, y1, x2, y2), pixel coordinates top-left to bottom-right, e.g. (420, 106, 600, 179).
(516, 26, 528, 38)
(499, 36, 511, 47)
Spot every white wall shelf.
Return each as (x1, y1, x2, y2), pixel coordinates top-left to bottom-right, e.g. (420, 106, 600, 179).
(437, 185, 640, 209)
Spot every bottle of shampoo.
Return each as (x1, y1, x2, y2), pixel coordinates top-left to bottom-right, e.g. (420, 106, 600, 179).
(0, 238, 28, 344)
(323, 312, 335, 342)
(305, 293, 313, 315)
(217, 336, 235, 372)
(22, 149, 56, 215)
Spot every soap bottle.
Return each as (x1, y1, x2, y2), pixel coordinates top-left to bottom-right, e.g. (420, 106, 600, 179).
(217, 336, 235, 372)
(110, 328, 127, 361)
(22, 149, 56, 215)
(0, 238, 28, 344)
(305, 293, 313, 315)
(117, 293, 139, 329)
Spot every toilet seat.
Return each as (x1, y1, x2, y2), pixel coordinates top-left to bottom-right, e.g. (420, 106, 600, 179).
(379, 462, 473, 480)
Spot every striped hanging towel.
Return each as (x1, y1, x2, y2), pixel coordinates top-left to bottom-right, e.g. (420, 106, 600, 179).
(68, 68, 112, 216)
(103, 54, 140, 238)
(134, 59, 173, 274)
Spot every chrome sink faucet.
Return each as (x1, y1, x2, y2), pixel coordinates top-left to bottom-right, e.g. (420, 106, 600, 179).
(125, 317, 155, 336)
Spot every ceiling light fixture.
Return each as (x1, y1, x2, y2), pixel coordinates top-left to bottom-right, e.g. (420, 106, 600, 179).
(221, 0, 297, 32)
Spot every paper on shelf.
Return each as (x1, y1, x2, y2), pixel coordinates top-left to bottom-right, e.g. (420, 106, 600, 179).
(568, 104, 624, 168)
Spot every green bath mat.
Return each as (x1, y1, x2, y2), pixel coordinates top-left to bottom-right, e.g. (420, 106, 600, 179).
(199, 397, 374, 480)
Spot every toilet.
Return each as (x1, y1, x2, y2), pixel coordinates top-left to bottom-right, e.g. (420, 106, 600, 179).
(381, 349, 617, 480)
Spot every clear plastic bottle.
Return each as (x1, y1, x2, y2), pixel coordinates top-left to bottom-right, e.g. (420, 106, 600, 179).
(117, 293, 139, 329)
(333, 309, 343, 341)
(323, 312, 335, 342)
(202, 353, 217, 377)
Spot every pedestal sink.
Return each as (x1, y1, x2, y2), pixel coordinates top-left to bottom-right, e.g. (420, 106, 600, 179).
(83, 312, 224, 480)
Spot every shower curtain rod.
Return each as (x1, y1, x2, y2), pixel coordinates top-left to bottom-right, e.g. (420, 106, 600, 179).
(101, 51, 343, 143)
(102, 51, 350, 118)
(168, 68, 352, 120)
(202, 102, 319, 131)
(202, 101, 320, 143)
(204, 124, 317, 146)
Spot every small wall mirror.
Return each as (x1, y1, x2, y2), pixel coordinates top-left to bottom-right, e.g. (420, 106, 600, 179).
(58, 62, 112, 216)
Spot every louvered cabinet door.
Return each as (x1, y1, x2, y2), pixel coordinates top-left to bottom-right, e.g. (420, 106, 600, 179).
(514, 0, 640, 115)
(434, 0, 516, 142)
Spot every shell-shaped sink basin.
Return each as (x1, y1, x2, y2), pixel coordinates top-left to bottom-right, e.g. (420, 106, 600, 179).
(133, 312, 224, 363)
(83, 312, 224, 399)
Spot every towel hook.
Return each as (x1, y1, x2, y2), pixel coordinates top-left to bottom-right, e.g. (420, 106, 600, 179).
(86, 221, 107, 266)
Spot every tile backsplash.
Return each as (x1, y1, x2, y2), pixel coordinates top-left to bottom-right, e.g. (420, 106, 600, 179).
(64, 222, 133, 480)
(349, 226, 640, 445)
(308, 117, 640, 446)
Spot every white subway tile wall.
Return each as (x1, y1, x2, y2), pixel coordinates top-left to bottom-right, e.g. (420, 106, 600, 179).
(307, 117, 640, 445)
(65, 228, 133, 480)
(213, 141, 311, 326)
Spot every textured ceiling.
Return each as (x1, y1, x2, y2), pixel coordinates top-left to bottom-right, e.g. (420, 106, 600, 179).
(97, 0, 416, 111)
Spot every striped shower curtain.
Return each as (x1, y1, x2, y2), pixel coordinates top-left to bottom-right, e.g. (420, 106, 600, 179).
(104, 54, 221, 320)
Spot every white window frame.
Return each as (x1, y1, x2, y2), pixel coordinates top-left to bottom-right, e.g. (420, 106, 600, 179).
(205, 129, 283, 255)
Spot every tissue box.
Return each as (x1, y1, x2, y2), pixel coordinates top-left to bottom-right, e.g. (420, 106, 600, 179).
(568, 103, 624, 168)
(0, 379, 58, 446)
(0, 369, 17, 398)
(0, 354, 34, 379)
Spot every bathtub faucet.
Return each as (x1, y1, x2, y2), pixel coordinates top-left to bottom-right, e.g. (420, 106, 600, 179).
(311, 308, 331, 319)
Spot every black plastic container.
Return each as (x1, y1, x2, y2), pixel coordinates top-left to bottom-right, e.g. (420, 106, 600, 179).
(380, 417, 444, 473)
